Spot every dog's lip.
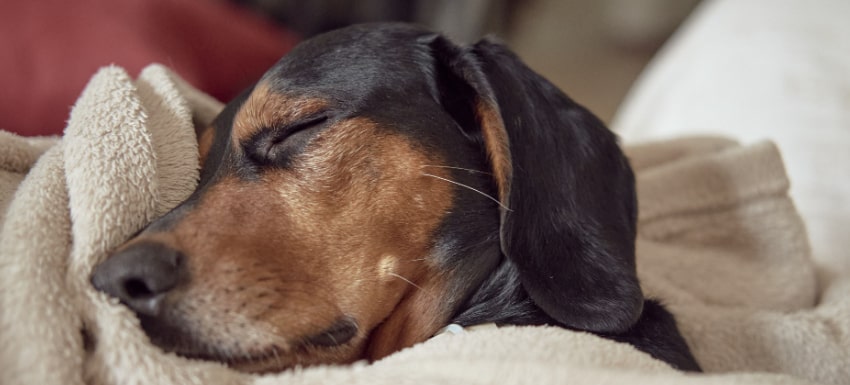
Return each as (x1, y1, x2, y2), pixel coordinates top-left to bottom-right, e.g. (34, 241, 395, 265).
(185, 318, 358, 370)
(181, 345, 290, 371)
(301, 316, 358, 347)
(136, 313, 289, 370)
(143, 315, 359, 372)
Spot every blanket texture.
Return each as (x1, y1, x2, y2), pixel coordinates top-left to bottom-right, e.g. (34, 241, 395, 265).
(0, 65, 846, 385)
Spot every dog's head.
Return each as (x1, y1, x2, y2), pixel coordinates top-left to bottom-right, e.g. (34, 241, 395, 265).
(91, 23, 641, 373)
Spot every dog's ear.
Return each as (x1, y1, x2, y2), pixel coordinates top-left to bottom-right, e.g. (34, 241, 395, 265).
(427, 35, 643, 334)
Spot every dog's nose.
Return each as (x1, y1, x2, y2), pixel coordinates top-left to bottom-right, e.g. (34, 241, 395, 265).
(91, 241, 186, 316)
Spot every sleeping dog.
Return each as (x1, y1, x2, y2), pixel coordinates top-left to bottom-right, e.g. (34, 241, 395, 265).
(91, 23, 701, 373)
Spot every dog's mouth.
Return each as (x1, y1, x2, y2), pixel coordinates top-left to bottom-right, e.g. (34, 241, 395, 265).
(180, 344, 290, 372)
(138, 314, 360, 373)
(299, 316, 359, 348)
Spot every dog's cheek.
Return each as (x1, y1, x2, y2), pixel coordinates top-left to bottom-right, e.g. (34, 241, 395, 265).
(164, 180, 341, 342)
(324, 131, 457, 357)
(364, 271, 451, 360)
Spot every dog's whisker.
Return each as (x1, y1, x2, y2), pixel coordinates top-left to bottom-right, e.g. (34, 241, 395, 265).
(421, 164, 492, 176)
(271, 346, 282, 369)
(421, 173, 512, 211)
(325, 331, 339, 346)
(387, 272, 424, 290)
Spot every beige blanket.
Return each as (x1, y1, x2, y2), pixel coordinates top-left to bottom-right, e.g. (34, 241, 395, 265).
(1, 65, 846, 385)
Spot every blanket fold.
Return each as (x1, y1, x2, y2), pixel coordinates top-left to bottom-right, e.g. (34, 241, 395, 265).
(0, 65, 845, 385)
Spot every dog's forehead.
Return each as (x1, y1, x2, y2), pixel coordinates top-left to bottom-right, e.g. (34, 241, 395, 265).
(260, 24, 436, 100)
(196, 24, 466, 188)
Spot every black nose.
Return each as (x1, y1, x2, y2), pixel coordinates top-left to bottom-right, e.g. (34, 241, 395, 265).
(91, 241, 186, 316)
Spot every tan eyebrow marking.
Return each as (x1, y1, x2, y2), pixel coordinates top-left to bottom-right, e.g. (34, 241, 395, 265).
(232, 83, 329, 144)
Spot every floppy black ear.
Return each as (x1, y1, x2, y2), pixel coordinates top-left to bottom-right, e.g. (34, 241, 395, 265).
(428, 35, 643, 334)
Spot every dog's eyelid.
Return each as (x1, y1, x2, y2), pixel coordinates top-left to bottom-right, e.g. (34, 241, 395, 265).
(270, 114, 329, 138)
(247, 114, 330, 166)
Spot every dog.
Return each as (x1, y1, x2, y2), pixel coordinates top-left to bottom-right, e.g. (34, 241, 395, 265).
(91, 23, 701, 373)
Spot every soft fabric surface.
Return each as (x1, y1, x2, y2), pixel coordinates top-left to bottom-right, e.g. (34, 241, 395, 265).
(612, 0, 850, 286)
(0, 65, 845, 385)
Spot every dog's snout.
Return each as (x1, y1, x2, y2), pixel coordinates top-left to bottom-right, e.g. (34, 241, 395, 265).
(91, 241, 186, 316)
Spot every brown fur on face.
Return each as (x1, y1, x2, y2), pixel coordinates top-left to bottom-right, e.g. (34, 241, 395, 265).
(130, 91, 456, 372)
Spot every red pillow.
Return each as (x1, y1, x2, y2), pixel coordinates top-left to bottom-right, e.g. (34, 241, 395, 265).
(0, 0, 298, 136)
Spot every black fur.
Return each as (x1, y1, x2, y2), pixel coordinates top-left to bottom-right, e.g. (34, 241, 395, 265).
(429, 33, 645, 334)
(263, 23, 700, 371)
(154, 23, 701, 371)
(400, 25, 697, 370)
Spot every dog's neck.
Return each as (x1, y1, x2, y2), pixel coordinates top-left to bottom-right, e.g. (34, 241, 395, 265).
(449, 257, 551, 328)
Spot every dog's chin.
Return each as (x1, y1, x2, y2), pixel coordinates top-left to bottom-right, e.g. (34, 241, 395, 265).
(137, 314, 363, 373)
(178, 343, 362, 374)
(180, 345, 298, 374)
(226, 356, 299, 374)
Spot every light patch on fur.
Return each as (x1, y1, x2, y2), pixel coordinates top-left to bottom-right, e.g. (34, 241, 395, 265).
(377, 255, 397, 280)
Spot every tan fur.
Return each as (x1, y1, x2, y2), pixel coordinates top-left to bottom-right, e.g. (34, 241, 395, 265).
(365, 271, 450, 360)
(197, 126, 215, 167)
(232, 84, 328, 143)
(476, 99, 513, 207)
(130, 100, 455, 372)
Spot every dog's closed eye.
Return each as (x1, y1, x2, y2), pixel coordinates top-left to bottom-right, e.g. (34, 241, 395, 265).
(90, 23, 700, 374)
(246, 114, 329, 167)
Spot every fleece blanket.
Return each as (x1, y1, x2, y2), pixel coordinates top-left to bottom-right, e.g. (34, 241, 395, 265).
(0, 65, 847, 385)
